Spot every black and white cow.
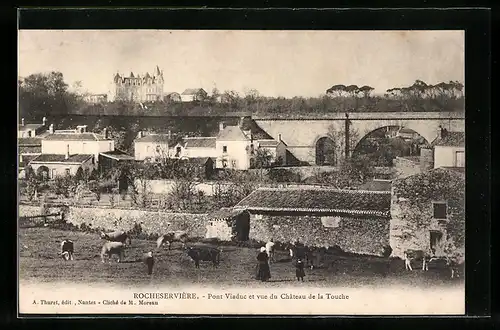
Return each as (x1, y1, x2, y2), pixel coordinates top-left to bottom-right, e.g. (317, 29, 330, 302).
(60, 239, 74, 261)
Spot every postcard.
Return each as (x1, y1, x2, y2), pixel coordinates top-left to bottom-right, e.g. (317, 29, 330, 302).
(18, 28, 465, 315)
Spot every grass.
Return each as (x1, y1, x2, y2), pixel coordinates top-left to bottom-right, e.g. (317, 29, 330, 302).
(19, 227, 463, 289)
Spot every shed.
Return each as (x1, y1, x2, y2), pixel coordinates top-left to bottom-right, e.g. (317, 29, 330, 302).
(207, 208, 250, 241)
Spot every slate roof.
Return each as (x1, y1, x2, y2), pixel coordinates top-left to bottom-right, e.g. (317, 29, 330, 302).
(44, 133, 109, 141)
(182, 88, 207, 95)
(18, 138, 42, 146)
(135, 134, 177, 144)
(30, 154, 94, 164)
(234, 187, 391, 217)
(99, 150, 135, 161)
(431, 131, 465, 147)
(217, 126, 249, 141)
(257, 139, 279, 147)
(183, 137, 216, 148)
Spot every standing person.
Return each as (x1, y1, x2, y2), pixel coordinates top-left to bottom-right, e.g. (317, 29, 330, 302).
(144, 251, 155, 275)
(265, 238, 276, 264)
(295, 258, 306, 282)
(255, 247, 271, 282)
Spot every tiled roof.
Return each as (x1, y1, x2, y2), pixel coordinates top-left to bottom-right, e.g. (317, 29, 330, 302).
(210, 207, 246, 220)
(234, 187, 391, 217)
(44, 133, 110, 141)
(19, 146, 42, 154)
(217, 126, 249, 141)
(431, 131, 465, 147)
(165, 92, 180, 96)
(182, 88, 206, 95)
(183, 137, 216, 148)
(18, 138, 42, 146)
(357, 179, 392, 192)
(30, 154, 94, 164)
(135, 134, 176, 144)
(257, 139, 279, 147)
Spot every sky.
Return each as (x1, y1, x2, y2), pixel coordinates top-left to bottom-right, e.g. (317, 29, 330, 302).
(18, 30, 464, 98)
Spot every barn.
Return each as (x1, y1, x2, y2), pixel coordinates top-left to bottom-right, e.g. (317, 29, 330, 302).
(233, 187, 392, 256)
(206, 208, 250, 242)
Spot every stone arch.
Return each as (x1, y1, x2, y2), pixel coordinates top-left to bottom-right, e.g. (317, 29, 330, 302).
(315, 136, 337, 166)
(352, 125, 431, 162)
(36, 166, 50, 180)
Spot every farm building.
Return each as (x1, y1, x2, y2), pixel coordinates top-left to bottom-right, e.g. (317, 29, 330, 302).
(207, 208, 250, 241)
(233, 187, 392, 256)
(164, 92, 181, 102)
(431, 130, 465, 169)
(29, 153, 95, 179)
(180, 88, 208, 102)
(390, 167, 465, 259)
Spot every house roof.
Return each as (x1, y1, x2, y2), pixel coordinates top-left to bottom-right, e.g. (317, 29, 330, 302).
(30, 154, 94, 164)
(18, 137, 42, 146)
(165, 92, 180, 96)
(217, 126, 249, 141)
(19, 155, 39, 168)
(393, 166, 465, 183)
(135, 134, 176, 144)
(210, 207, 246, 220)
(183, 137, 217, 148)
(182, 157, 214, 165)
(44, 133, 110, 141)
(18, 124, 45, 132)
(398, 156, 420, 163)
(257, 139, 279, 147)
(19, 146, 42, 154)
(357, 179, 392, 192)
(182, 88, 206, 95)
(99, 150, 135, 161)
(398, 127, 417, 134)
(234, 187, 391, 217)
(431, 131, 465, 147)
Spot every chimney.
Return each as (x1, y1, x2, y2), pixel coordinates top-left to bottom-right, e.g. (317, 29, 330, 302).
(42, 117, 47, 126)
(21, 118, 25, 126)
(65, 144, 70, 160)
(168, 130, 172, 139)
(239, 117, 245, 127)
(278, 134, 282, 142)
(49, 124, 54, 134)
(103, 128, 108, 139)
(219, 122, 225, 132)
(440, 127, 448, 139)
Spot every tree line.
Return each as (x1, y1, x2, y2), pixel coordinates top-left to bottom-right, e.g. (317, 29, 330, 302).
(19, 72, 465, 122)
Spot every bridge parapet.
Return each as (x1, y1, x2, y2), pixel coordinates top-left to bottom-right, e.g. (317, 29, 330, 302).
(253, 111, 465, 121)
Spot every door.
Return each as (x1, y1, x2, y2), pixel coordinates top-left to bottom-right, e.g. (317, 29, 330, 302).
(234, 213, 250, 241)
(429, 231, 443, 255)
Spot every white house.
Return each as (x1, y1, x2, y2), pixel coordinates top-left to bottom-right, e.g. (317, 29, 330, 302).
(134, 132, 179, 161)
(180, 88, 208, 102)
(29, 152, 95, 179)
(256, 136, 287, 166)
(42, 125, 114, 164)
(18, 117, 48, 138)
(216, 123, 252, 170)
(431, 130, 465, 168)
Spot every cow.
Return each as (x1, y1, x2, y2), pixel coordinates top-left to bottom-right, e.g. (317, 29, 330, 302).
(101, 241, 125, 263)
(60, 239, 74, 261)
(100, 230, 132, 246)
(403, 249, 430, 271)
(186, 246, 220, 268)
(156, 231, 188, 250)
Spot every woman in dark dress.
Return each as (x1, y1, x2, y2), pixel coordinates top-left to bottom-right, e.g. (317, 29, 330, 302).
(295, 258, 306, 282)
(255, 247, 271, 281)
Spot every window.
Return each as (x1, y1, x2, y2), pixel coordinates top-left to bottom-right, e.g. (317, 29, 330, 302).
(455, 150, 465, 167)
(321, 216, 342, 228)
(156, 145, 161, 153)
(231, 160, 237, 168)
(222, 145, 228, 153)
(433, 202, 447, 220)
(27, 131, 32, 137)
(176, 147, 181, 157)
(146, 146, 150, 153)
(222, 160, 228, 168)
(65, 168, 71, 176)
(51, 169, 56, 179)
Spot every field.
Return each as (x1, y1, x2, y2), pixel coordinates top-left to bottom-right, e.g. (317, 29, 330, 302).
(19, 227, 463, 289)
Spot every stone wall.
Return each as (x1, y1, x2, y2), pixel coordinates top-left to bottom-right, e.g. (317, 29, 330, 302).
(390, 168, 465, 259)
(394, 157, 421, 179)
(19, 204, 209, 238)
(248, 213, 390, 256)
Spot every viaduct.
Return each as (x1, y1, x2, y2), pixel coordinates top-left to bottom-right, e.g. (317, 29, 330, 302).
(252, 112, 465, 165)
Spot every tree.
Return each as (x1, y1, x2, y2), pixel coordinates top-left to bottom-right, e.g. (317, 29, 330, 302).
(359, 85, 375, 98)
(326, 123, 360, 165)
(326, 84, 346, 98)
(252, 147, 273, 180)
